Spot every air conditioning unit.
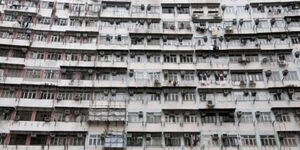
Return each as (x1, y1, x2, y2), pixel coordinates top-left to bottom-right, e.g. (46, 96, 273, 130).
(111, 89, 116, 96)
(255, 111, 261, 117)
(154, 80, 161, 87)
(74, 95, 81, 101)
(278, 60, 287, 67)
(50, 133, 55, 137)
(239, 81, 246, 87)
(165, 133, 170, 138)
(207, 99, 215, 108)
(44, 117, 51, 122)
(65, 109, 71, 115)
(146, 133, 151, 138)
(172, 80, 178, 87)
(15, 115, 21, 121)
(104, 90, 109, 96)
(184, 133, 190, 138)
(77, 133, 83, 138)
(261, 57, 268, 63)
(221, 133, 228, 139)
(243, 90, 249, 96)
(212, 133, 218, 140)
(138, 111, 143, 118)
(223, 90, 229, 96)
(288, 89, 295, 95)
(88, 69, 93, 74)
(238, 57, 249, 64)
(129, 69, 134, 77)
(236, 111, 242, 117)
(249, 81, 256, 87)
(265, 70, 272, 77)
(74, 110, 80, 115)
(56, 95, 62, 101)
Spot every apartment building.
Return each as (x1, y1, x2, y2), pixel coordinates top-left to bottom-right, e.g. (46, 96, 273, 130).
(0, 0, 300, 149)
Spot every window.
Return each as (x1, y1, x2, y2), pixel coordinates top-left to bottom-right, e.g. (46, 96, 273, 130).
(47, 52, 61, 60)
(260, 135, 277, 146)
(149, 93, 160, 101)
(166, 72, 178, 81)
(164, 55, 177, 63)
(16, 111, 32, 121)
(269, 71, 280, 81)
(51, 136, 67, 145)
(35, 111, 51, 121)
(177, 7, 189, 14)
(30, 135, 47, 145)
(6, 69, 22, 77)
(89, 134, 102, 146)
(248, 72, 263, 81)
(54, 18, 67, 26)
(285, 71, 298, 81)
(128, 112, 143, 123)
(162, 7, 175, 14)
(127, 133, 143, 146)
(69, 137, 85, 145)
(25, 69, 40, 78)
(198, 72, 210, 81)
(148, 72, 160, 81)
(231, 73, 246, 82)
(274, 111, 290, 122)
(77, 92, 91, 100)
(165, 133, 181, 146)
(148, 55, 160, 63)
(58, 91, 73, 100)
(165, 93, 178, 102)
(201, 113, 217, 123)
(9, 134, 27, 145)
(1, 89, 16, 98)
(258, 112, 272, 123)
(241, 135, 257, 147)
(219, 113, 235, 123)
(146, 112, 161, 123)
(165, 113, 180, 123)
(145, 133, 162, 147)
(180, 55, 193, 63)
(182, 93, 195, 101)
(280, 134, 297, 147)
(21, 90, 36, 99)
(183, 113, 197, 123)
(182, 72, 194, 81)
(45, 70, 57, 79)
(184, 133, 199, 146)
(240, 112, 253, 123)
(223, 136, 239, 147)
(38, 17, 51, 25)
(40, 90, 55, 100)
(97, 73, 110, 80)
(51, 35, 63, 43)
(31, 51, 44, 59)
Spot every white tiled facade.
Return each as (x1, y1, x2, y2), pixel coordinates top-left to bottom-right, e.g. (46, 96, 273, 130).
(0, 0, 300, 149)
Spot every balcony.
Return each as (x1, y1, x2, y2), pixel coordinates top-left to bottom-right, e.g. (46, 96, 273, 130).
(0, 120, 88, 132)
(0, 146, 85, 150)
(4, 4, 38, 14)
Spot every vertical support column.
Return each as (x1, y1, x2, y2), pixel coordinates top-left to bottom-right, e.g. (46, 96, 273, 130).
(25, 134, 31, 145)
(10, 109, 17, 120)
(31, 111, 36, 121)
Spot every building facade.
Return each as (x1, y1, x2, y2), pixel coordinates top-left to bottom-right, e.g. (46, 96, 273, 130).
(0, 0, 300, 149)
